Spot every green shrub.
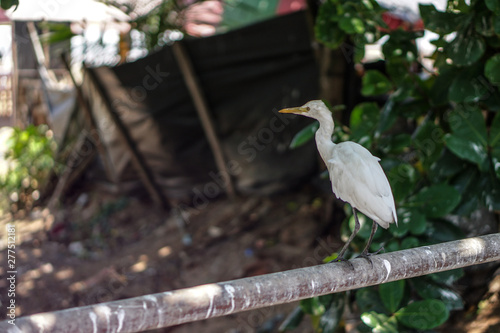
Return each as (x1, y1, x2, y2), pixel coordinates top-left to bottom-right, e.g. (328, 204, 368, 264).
(0, 125, 57, 213)
(282, 0, 500, 331)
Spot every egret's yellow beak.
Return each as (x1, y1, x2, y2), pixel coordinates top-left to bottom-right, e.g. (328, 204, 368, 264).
(278, 107, 308, 114)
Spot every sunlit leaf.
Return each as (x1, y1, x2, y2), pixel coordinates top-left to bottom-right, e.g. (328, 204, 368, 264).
(361, 312, 398, 333)
(339, 16, 365, 34)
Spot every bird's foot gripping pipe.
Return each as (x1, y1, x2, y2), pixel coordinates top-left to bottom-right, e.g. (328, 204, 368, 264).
(356, 246, 385, 268)
(328, 256, 354, 270)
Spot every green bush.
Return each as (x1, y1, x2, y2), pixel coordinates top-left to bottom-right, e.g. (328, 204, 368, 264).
(0, 125, 57, 213)
(282, 0, 500, 331)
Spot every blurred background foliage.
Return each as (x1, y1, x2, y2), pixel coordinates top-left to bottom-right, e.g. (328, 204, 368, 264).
(281, 0, 500, 332)
(0, 125, 57, 214)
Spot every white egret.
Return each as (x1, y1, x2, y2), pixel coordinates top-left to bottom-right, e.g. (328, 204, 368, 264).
(279, 100, 397, 263)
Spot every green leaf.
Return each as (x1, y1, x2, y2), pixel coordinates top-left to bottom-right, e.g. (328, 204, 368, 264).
(319, 294, 345, 333)
(409, 184, 461, 218)
(356, 288, 387, 314)
(475, 10, 495, 37)
(412, 278, 464, 311)
(339, 16, 365, 34)
(0, 0, 18, 10)
(490, 113, 500, 178)
(315, 1, 346, 49)
(445, 105, 489, 170)
(486, 0, 500, 15)
(395, 100, 430, 120)
(407, 209, 426, 235)
(395, 300, 449, 330)
(447, 30, 486, 66)
(361, 70, 393, 96)
(425, 219, 465, 243)
(380, 133, 411, 155)
(485, 54, 500, 86)
(382, 35, 418, 62)
(386, 58, 409, 86)
(429, 148, 468, 182)
(449, 62, 489, 102)
(289, 122, 318, 149)
(419, 4, 466, 35)
(348, 212, 381, 241)
(452, 167, 483, 215)
(494, 15, 500, 34)
(379, 280, 406, 313)
(413, 121, 444, 168)
(361, 312, 398, 333)
(401, 236, 420, 249)
(300, 297, 325, 316)
(387, 164, 417, 204)
(444, 134, 489, 170)
(429, 66, 460, 106)
(428, 268, 465, 286)
(350, 102, 380, 144)
(376, 99, 397, 136)
(278, 306, 304, 331)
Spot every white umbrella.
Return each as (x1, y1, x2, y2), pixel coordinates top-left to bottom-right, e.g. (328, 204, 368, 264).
(6, 0, 130, 22)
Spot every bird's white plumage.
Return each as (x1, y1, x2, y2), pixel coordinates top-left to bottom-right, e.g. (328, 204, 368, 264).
(279, 100, 397, 230)
(328, 142, 396, 228)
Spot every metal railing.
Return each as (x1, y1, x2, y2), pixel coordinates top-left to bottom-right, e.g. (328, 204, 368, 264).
(2, 233, 500, 333)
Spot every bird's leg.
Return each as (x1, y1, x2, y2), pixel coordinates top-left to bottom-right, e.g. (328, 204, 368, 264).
(330, 207, 361, 265)
(357, 221, 384, 266)
(361, 221, 378, 255)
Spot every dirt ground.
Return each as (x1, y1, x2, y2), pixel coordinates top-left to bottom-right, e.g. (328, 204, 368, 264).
(0, 186, 499, 332)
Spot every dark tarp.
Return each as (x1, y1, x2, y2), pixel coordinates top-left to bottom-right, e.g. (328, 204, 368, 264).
(84, 10, 319, 199)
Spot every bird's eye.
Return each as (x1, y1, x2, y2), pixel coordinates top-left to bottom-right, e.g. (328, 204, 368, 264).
(306, 107, 310, 111)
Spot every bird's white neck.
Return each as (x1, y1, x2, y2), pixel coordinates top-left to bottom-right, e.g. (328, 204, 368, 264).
(314, 111, 336, 165)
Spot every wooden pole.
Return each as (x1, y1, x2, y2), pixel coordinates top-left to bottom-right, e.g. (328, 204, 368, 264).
(84, 67, 169, 209)
(60, 55, 117, 183)
(172, 42, 236, 199)
(3, 234, 500, 333)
